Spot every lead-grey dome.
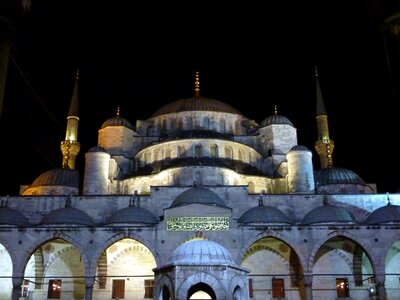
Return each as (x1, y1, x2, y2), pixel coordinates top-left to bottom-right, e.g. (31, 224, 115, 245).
(31, 168, 79, 188)
(101, 115, 134, 130)
(169, 238, 234, 265)
(363, 203, 400, 224)
(170, 187, 228, 208)
(41, 206, 94, 226)
(260, 114, 293, 127)
(314, 167, 365, 186)
(105, 205, 158, 225)
(238, 205, 292, 224)
(289, 145, 310, 152)
(151, 96, 241, 117)
(0, 205, 29, 226)
(302, 204, 355, 225)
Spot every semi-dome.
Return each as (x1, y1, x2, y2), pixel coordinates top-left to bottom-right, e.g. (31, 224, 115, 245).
(40, 205, 94, 226)
(101, 115, 134, 130)
(260, 114, 293, 127)
(170, 187, 228, 208)
(0, 205, 29, 226)
(31, 168, 79, 188)
(169, 238, 235, 265)
(363, 203, 400, 224)
(151, 96, 241, 117)
(105, 204, 158, 225)
(238, 204, 292, 224)
(314, 167, 365, 186)
(302, 204, 355, 225)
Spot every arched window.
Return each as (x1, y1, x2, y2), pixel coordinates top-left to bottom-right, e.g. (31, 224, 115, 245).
(220, 119, 226, 132)
(225, 146, 233, 159)
(164, 148, 171, 159)
(145, 152, 151, 164)
(153, 150, 159, 162)
(210, 145, 218, 158)
(178, 146, 186, 158)
(185, 116, 193, 129)
(238, 149, 244, 161)
(203, 117, 210, 129)
(195, 144, 203, 158)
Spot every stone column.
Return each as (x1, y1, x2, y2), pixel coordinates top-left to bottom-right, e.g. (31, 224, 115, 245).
(303, 274, 313, 300)
(85, 276, 95, 300)
(375, 274, 386, 300)
(11, 276, 23, 300)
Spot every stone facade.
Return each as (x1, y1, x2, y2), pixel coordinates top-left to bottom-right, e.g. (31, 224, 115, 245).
(1, 84, 397, 300)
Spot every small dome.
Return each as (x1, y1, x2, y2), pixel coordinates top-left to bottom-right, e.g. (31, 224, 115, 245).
(105, 205, 158, 225)
(260, 114, 293, 127)
(31, 168, 79, 188)
(151, 96, 242, 117)
(169, 238, 234, 265)
(289, 145, 310, 152)
(88, 145, 107, 153)
(101, 115, 134, 130)
(364, 203, 400, 224)
(41, 206, 94, 226)
(0, 206, 29, 226)
(170, 187, 227, 208)
(315, 167, 365, 186)
(238, 205, 292, 224)
(302, 204, 355, 225)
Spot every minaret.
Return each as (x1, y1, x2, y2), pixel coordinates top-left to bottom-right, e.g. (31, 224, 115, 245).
(60, 70, 81, 169)
(314, 66, 334, 168)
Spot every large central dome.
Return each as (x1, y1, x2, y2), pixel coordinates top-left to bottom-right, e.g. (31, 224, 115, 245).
(151, 95, 242, 117)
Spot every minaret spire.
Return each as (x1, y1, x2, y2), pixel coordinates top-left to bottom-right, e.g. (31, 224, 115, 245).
(61, 69, 81, 169)
(314, 66, 334, 168)
(194, 71, 200, 96)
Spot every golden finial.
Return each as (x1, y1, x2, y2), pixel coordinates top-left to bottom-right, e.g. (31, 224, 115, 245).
(314, 65, 319, 77)
(116, 106, 120, 117)
(194, 71, 200, 96)
(76, 69, 80, 80)
(274, 105, 278, 115)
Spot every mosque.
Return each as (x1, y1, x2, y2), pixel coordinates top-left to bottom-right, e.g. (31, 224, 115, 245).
(0, 67, 399, 300)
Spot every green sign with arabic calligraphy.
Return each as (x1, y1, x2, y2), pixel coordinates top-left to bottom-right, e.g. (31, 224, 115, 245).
(167, 217, 229, 231)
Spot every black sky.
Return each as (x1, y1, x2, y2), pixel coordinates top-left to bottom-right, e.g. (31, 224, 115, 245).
(1, 1, 398, 195)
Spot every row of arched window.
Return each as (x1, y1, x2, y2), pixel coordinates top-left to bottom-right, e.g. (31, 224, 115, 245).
(136, 143, 262, 169)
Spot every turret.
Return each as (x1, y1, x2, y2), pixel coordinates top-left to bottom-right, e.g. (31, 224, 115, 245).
(314, 67, 334, 169)
(287, 145, 315, 194)
(60, 70, 80, 169)
(83, 146, 110, 195)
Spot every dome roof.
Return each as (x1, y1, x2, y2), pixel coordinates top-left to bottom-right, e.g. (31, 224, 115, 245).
(290, 145, 310, 152)
(238, 204, 292, 224)
(314, 167, 365, 186)
(0, 205, 29, 226)
(169, 238, 235, 265)
(260, 114, 293, 127)
(101, 115, 134, 130)
(105, 205, 158, 225)
(302, 204, 355, 225)
(170, 187, 228, 208)
(151, 96, 241, 117)
(31, 168, 79, 188)
(88, 145, 107, 153)
(41, 205, 94, 226)
(363, 203, 400, 224)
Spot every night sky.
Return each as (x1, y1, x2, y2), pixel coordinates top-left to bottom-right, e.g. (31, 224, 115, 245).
(1, 1, 399, 195)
